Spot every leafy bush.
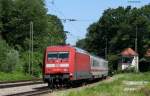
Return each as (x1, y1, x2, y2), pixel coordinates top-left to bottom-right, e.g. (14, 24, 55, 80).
(0, 39, 11, 72)
(3, 49, 19, 72)
(0, 39, 20, 72)
(32, 52, 42, 77)
(0, 71, 32, 81)
(21, 51, 42, 77)
(122, 66, 136, 73)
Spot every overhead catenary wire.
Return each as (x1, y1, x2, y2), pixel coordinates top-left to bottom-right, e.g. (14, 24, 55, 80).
(48, 0, 84, 43)
(49, 0, 94, 22)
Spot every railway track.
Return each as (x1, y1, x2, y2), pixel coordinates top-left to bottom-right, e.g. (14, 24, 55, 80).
(4, 87, 51, 96)
(0, 79, 41, 84)
(0, 77, 110, 96)
(0, 82, 48, 96)
(0, 79, 43, 89)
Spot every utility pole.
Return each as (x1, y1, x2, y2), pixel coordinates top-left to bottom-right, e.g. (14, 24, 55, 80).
(135, 25, 139, 72)
(105, 38, 108, 60)
(127, 0, 140, 53)
(135, 26, 138, 53)
(31, 21, 34, 75)
(128, 0, 140, 72)
(29, 21, 33, 75)
(29, 22, 31, 75)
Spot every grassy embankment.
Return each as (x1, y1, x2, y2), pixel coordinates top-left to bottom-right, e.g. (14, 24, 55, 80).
(0, 71, 33, 81)
(60, 73, 150, 96)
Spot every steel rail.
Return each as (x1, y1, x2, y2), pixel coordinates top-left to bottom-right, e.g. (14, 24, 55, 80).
(0, 80, 43, 89)
(4, 88, 51, 96)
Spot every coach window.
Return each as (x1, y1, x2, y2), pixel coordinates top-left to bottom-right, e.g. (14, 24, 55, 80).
(93, 59, 99, 67)
(58, 52, 69, 59)
(48, 52, 58, 59)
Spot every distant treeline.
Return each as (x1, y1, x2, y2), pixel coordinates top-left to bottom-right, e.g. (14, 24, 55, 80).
(0, 0, 66, 76)
(76, 5, 150, 72)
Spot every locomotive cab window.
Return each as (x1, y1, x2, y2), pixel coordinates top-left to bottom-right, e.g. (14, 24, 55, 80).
(48, 52, 69, 59)
(48, 52, 58, 59)
(58, 52, 69, 59)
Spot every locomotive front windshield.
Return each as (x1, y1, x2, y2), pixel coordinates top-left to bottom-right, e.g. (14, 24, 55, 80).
(48, 52, 69, 59)
(48, 53, 58, 59)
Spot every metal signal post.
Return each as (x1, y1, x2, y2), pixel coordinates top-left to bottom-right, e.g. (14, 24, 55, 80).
(105, 38, 108, 60)
(29, 21, 34, 75)
(31, 21, 34, 75)
(128, 0, 140, 72)
(135, 26, 138, 53)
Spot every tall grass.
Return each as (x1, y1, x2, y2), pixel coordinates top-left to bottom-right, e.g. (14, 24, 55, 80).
(0, 71, 32, 81)
(118, 72, 150, 81)
(66, 73, 150, 96)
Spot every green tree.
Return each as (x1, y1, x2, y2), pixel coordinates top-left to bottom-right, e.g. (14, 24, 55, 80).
(1, 0, 14, 39)
(1, 0, 66, 50)
(47, 14, 66, 45)
(0, 0, 66, 76)
(0, 0, 2, 35)
(76, 5, 150, 71)
(76, 39, 87, 49)
(2, 0, 48, 51)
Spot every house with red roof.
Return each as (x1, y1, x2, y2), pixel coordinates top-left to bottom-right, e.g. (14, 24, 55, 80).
(120, 48, 139, 71)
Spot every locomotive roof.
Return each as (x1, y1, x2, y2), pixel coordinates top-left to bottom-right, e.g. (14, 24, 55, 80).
(74, 47, 107, 62)
(46, 45, 107, 62)
(73, 47, 89, 54)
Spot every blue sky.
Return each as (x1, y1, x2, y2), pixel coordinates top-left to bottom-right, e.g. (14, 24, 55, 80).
(45, 0, 150, 45)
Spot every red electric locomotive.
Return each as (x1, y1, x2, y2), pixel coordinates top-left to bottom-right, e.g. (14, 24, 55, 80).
(43, 45, 108, 88)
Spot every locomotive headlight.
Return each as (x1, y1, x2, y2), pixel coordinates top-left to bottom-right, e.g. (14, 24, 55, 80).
(70, 73, 73, 76)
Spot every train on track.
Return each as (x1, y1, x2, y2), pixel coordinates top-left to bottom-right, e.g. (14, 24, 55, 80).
(43, 45, 108, 88)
